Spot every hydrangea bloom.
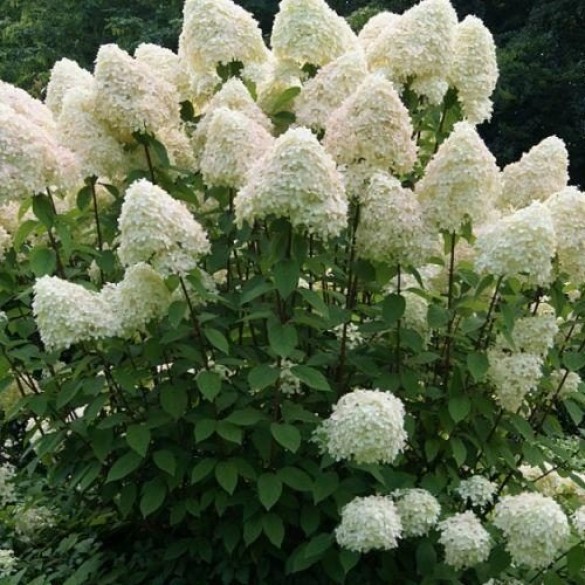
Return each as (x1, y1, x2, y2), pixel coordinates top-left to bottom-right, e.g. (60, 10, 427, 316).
(135, 43, 191, 102)
(200, 107, 274, 189)
(234, 127, 347, 239)
(45, 58, 94, 117)
(294, 51, 368, 130)
(402, 291, 430, 342)
(455, 476, 497, 509)
(549, 369, 582, 399)
(335, 496, 402, 552)
(546, 187, 585, 285)
(474, 202, 556, 285)
(356, 172, 435, 268)
(358, 12, 400, 52)
(333, 322, 364, 350)
(487, 350, 543, 411)
(318, 388, 407, 464)
(271, 0, 358, 67)
(499, 136, 569, 210)
(13, 504, 55, 542)
(448, 16, 498, 124)
(0, 549, 17, 578)
(439, 511, 491, 569)
(493, 492, 570, 569)
(179, 0, 268, 74)
(496, 314, 558, 357)
(278, 359, 302, 395)
(0, 80, 56, 134)
(118, 179, 210, 276)
(33, 276, 116, 351)
(94, 44, 181, 143)
(571, 506, 585, 538)
(417, 121, 500, 233)
(324, 75, 417, 175)
(0, 464, 16, 506)
(393, 488, 441, 537)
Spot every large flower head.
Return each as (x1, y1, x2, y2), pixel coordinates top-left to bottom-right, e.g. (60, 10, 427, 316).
(499, 136, 569, 210)
(356, 172, 435, 268)
(318, 388, 407, 464)
(45, 58, 95, 117)
(394, 488, 441, 537)
(180, 0, 269, 75)
(495, 313, 558, 358)
(546, 186, 585, 284)
(294, 50, 368, 131)
(336, 496, 402, 553)
(417, 121, 500, 233)
(493, 492, 569, 569)
(439, 511, 491, 569)
(234, 127, 347, 238)
(200, 107, 274, 189)
(118, 179, 210, 276)
(0, 80, 56, 134)
(94, 44, 181, 143)
(324, 74, 417, 175)
(448, 15, 498, 124)
(474, 202, 556, 285)
(271, 0, 358, 67)
(455, 476, 497, 509)
(358, 12, 400, 52)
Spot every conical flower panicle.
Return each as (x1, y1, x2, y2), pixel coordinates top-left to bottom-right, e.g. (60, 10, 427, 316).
(271, 0, 358, 67)
(324, 74, 417, 175)
(417, 121, 500, 233)
(448, 15, 498, 124)
(294, 50, 368, 131)
(499, 136, 569, 210)
(234, 127, 347, 238)
(45, 58, 95, 117)
(358, 12, 400, 52)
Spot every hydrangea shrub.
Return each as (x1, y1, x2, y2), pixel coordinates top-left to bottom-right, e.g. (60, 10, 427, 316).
(0, 0, 584, 583)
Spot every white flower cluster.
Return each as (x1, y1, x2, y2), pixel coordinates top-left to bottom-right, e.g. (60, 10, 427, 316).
(180, 0, 268, 75)
(546, 186, 585, 285)
(0, 463, 16, 506)
(549, 369, 582, 399)
(271, 0, 358, 67)
(571, 506, 585, 538)
(358, 12, 400, 52)
(324, 74, 417, 175)
(200, 107, 274, 189)
(319, 388, 407, 465)
(356, 172, 434, 268)
(474, 202, 556, 286)
(335, 495, 402, 553)
(234, 127, 347, 239)
(438, 511, 491, 569)
(278, 359, 302, 395)
(455, 475, 497, 509)
(402, 291, 430, 342)
(519, 463, 585, 501)
(118, 179, 210, 276)
(499, 136, 569, 211)
(294, 50, 368, 131)
(393, 488, 441, 537)
(448, 16, 498, 124)
(13, 504, 55, 542)
(493, 492, 569, 569)
(487, 350, 543, 412)
(496, 314, 558, 357)
(333, 322, 364, 350)
(0, 549, 17, 578)
(45, 58, 94, 117)
(417, 122, 500, 234)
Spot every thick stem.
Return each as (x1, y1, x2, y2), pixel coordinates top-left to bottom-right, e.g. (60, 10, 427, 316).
(180, 276, 210, 368)
(442, 232, 457, 389)
(143, 142, 156, 184)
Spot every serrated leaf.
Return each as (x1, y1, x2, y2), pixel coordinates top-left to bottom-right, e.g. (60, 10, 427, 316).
(32, 194, 55, 228)
(268, 322, 297, 357)
(197, 370, 222, 401)
(564, 351, 585, 372)
(270, 423, 301, 453)
(451, 437, 467, 466)
(216, 421, 243, 444)
(126, 425, 151, 457)
(278, 466, 312, 491)
(76, 185, 92, 210)
(215, 460, 238, 494)
(225, 408, 265, 426)
(160, 383, 188, 419)
(153, 449, 177, 476)
(204, 328, 229, 354)
(262, 513, 285, 548)
(312, 472, 339, 504)
(248, 365, 279, 392)
(382, 294, 406, 325)
(448, 396, 471, 423)
(191, 458, 217, 484)
(416, 540, 437, 575)
(467, 351, 489, 381)
(106, 451, 142, 483)
(140, 477, 167, 517)
(270, 86, 301, 114)
(195, 419, 216, 443)
(428, 304, 450, 328)
(29, 247, 56, 277)
(274, 259, 300, 299)
(290, 365, 331, 392)
(257, 473, 283, 510)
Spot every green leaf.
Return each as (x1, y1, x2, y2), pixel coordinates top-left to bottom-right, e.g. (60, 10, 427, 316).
(140, 477, 167, 517)
(76, 185, 92, 210)
(382, 294, 406, 325)
(225, 408, 265, 426)
(257, 473, 283, 510)
(448, 396, 471, 423)
(428, 304, 450, 328)
(248, 365, 279, 393)
(313, 472, 339, 504)
(32, 194, 55, 228)
(191, 458, 217, 484)
(204, 328, 229, 354)
(29, 247, 56, 277)
(106, 451, 142, 483)
(270, 423, 301, 453)
(564, 351, 585, 372)
(416, 540, 437, 575)
(339, 550, 360, 575)
(270, 86, 301, 113)
(563, 399, 584, 425)
(304, 533, 333, 559)
(268, 321, 297, 357)
(195, 419, 216, 443)
(153, 449, 177, 476)
(290, 365, 331, 392)
(467, 352, 489, 381)
(215, 460, 238, 494)
(274, 259, 300, 299)
(216, 421, 243, 444)
(126, 425, 151, 457)
(450, 437, 467, 466)
(278, 466, 312, 492)
(262, 513, 285, 548)
(197, 370, 222, 401)
(160, 383, 188, 419)
(567, 544, 585, 577)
